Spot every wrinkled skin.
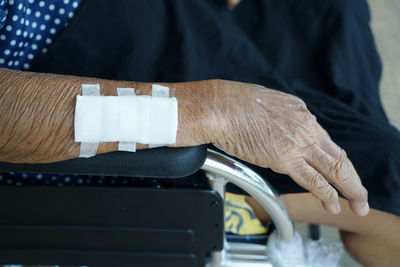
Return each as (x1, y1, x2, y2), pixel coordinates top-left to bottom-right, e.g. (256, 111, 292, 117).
(201, 80, 369, 216)
(0, 69, 368, 216)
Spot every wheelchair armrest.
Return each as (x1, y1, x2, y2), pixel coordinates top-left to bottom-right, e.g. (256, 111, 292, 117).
(0, 146, 208, 178)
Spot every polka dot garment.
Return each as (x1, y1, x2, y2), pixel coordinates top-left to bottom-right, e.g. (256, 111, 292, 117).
(0, 0, 82, 70)
(0, 1, 210, 190)
(0, 172, 209, 189)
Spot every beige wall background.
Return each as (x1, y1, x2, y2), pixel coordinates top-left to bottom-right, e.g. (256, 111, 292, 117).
(369, 0, 400, 129)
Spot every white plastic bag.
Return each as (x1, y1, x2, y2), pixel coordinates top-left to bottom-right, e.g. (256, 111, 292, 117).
(267, 230, 343, 267)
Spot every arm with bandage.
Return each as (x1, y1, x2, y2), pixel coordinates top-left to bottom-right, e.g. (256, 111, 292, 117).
(0, 68, 369, 216)
(0, 68, 212, 162)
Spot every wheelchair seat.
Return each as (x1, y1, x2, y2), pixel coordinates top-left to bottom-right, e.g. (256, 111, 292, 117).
(0, 146, 294, 267)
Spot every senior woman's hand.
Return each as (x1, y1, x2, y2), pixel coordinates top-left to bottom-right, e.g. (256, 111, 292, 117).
(199, 80, 369, 216)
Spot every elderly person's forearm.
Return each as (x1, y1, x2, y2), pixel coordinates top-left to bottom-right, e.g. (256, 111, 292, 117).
(0, 70, 369, 216)
(0, 68, 210, 163)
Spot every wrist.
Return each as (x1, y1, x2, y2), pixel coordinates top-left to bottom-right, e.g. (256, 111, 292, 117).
(171, 80, 215, 147)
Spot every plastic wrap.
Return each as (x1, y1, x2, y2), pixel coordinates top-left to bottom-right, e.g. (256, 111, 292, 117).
(267, 230, 343, 267)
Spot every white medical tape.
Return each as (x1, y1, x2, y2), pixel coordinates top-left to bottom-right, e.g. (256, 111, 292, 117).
(117, 87, 135, 96)
(117, 88, 136, 152)
(82, 83, 101, 96)
(152, 84, 170, 98)
(74, 91, 178, 145)
(79, 142, 99, 158)
(78, 84, 100, 158)
(149, 84, 170, 148)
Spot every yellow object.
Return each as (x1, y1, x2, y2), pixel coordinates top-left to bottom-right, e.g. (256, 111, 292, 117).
(225, 192, 268, 235)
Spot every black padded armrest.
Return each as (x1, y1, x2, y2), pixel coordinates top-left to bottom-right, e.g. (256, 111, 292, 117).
(0, 146, 207, 178)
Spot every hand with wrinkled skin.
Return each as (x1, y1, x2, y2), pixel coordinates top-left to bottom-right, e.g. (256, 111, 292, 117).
(0, 69, 368, 216)
(204, 80, 369, 216)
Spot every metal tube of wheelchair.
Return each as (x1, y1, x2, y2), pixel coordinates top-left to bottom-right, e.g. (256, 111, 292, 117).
(201, 149, 294, 244)
(207, 174, 229, 266)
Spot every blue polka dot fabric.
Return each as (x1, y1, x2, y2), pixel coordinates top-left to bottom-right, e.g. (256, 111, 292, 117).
(0, 0, 82, 70)
(0, 0, 89, 187)
(0, 171, 209, 189)
(0, 1, 209, 189)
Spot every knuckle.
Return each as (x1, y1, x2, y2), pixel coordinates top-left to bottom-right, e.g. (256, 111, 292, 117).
(339, 148, 348, 159)
(311, 183, 337, 204)
(331, 163, 355, 186)
(309, 148, 324, 162)
(331, 157, 344, 177)
(289, 157, 305, 170)
(322, 185, 338, 203)
(294, 96, 306, 107)
(308, 171, 323, 189)
(310, 114, 318, 123)
(288, 95, 308, 109)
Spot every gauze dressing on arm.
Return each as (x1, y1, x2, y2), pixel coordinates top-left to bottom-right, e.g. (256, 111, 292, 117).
(75, 84, 178, 157)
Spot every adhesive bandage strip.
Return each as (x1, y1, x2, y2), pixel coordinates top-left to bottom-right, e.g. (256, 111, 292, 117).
(78, 84, 100, 158)
(117, 88, 136, 152)
(149, 84, 170, 148)
(74, 85, 178, 147)
(152, 84, 170, 98)
(82, 83, 101, 96)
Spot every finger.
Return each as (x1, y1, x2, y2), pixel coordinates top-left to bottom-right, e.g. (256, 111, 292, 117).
(306, 146, 369, 216)
(288, 161, 341, 214)
(318, 131, 341, 160)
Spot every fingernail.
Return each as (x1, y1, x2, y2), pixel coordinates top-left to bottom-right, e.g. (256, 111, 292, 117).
(336, 202, 342, 213)
(361, 202, 369, 216)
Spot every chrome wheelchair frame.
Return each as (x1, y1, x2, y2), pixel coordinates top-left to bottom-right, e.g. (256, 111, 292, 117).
(203, 149, 294, 267)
